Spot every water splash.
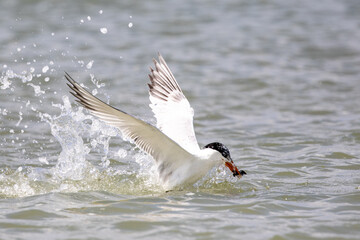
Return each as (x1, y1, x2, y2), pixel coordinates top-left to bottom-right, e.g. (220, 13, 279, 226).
(0, 68, 244, 198)
(42, 105, 89, 180)
(86, 60, 94, 69)
(0, 73, 12, 89)
(27, 83, 45, 96)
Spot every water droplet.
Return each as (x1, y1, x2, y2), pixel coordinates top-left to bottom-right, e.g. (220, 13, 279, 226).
(39, 157, 49, 165)
(117, 149, 127, 158)
(99, 10, 103, 14)
(42, 66, 49, 73)
(1, 108, 8, 115)
(87, 16, 91, 21)
(86, 60, 94, 69)
(78, 60, 84, 67)
(100, 28, 107, 34)
(128, 22, 133, 28)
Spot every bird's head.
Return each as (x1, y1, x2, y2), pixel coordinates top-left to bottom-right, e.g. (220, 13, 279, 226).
(204, 142, 247, 178)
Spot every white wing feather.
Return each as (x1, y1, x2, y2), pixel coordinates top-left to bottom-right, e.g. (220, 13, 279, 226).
(148, 54, 200, 154)
(65, 73, 194, 184)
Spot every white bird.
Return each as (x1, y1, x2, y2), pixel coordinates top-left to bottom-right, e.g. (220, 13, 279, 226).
(65, 54, 246, 191)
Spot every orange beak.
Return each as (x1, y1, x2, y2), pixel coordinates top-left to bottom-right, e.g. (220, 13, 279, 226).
(225, 158, 246, 178)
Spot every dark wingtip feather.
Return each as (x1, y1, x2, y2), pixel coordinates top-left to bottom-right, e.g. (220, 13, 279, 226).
(69, 91, 78, 98)
(152, 58, 158, 66)
(66, 83, 76, 92)
(64, 72, 74, 84)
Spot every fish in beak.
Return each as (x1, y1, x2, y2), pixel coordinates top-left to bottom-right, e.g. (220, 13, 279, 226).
(224, 156, 247, 178)
(204, 142, 247, 179)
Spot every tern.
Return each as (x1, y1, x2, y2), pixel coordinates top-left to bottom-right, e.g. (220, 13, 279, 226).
(65, 54, 246, 191)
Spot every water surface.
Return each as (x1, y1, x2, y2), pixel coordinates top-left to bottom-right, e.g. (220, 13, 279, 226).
(1, 0, 360, 239)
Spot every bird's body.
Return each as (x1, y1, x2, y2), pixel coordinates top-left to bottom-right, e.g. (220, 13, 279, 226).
(156, 148, 222, 190)
(66, 54, 246, 191)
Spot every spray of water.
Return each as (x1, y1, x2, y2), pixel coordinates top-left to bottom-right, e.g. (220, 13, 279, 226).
(0, 68, 243, 198)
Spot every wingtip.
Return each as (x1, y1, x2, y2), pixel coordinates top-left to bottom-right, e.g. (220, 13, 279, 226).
(67, 83, 75, 92)
(158, 53, 165, 62)
(148, 74, 155, 84)
(69, 90, 78, 98)
(64, 71, 70, 79)
(152, 58, 159, 67)
(64, 72, 75, 85)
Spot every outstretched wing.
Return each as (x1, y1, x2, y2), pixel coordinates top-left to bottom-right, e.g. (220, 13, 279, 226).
(148, 54, 200, 154)
(65, 72, 193, 180)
